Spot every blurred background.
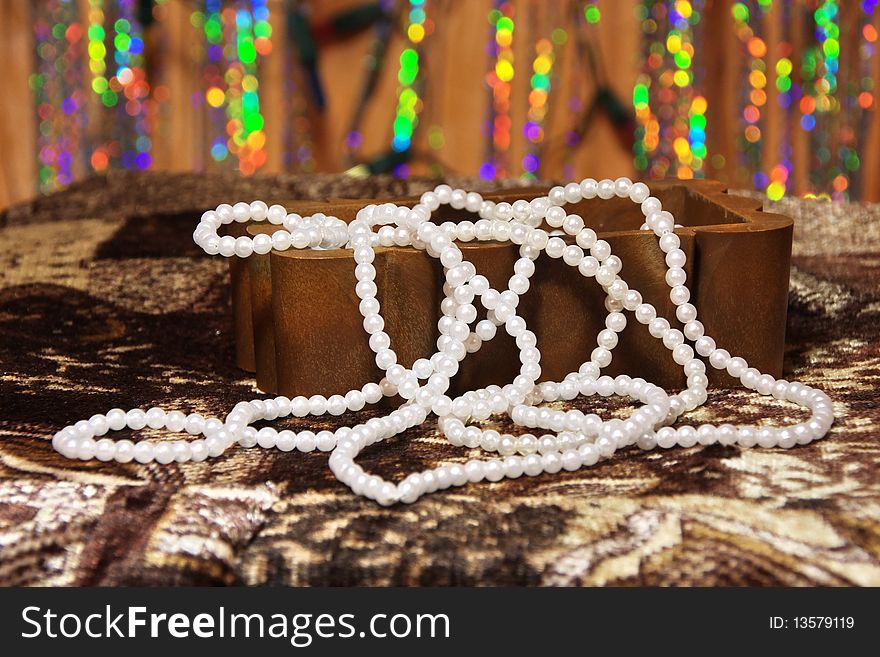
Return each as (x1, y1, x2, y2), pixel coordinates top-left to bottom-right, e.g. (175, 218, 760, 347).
(0, 0, 876, 209)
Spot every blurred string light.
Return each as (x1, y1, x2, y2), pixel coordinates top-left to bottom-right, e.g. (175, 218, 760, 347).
(767, 0, 793, 202)
(85, 0, 108, 172)
(633, 1, 661, 176)
(851, 0, 879, 199)
(859, 2, 878, 116)
(199, 0, 229, 164)
(812, 1, 844, 197)
(85, 0, 152, 173)
(668, 0, 706, 179)
(559, 6, 586, 181)
(633, 1, 705, 179)
(798, 1, 836, 196)
(87, 0, 107, 103)
(31, 0, 84, 192)
(196, 0, 271, 175)
(522, 36, 557, 179)
(481, 1, 515, 180)
(731, 1, 770, 191)
(114, 0, 151, 170)
(231, 1, 271, 175)
(388, 0, 427, 176)
(798, 5, 818, 137)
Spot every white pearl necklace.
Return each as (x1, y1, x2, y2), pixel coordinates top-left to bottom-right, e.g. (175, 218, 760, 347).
(51, 179, 835, 505)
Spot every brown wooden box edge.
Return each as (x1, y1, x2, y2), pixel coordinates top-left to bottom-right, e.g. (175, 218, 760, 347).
(224, 180, 793, 396)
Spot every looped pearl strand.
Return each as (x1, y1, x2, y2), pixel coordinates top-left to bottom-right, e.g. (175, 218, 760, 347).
(51, 179, 835, 505)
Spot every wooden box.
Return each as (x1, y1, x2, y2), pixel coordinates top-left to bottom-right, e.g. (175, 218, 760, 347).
(224, 180, 793, 396)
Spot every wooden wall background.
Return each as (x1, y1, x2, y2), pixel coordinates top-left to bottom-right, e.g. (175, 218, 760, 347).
(1, 0, 878, 208)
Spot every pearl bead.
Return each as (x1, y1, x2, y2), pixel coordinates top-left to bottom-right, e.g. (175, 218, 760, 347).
(673, 344, 694, 365)
(106, 408, 127, 431)
(542, 452, 563, 473)
(597, 179, 615, 199)
(126, 409, 147, 430)
(308, 395, 328, 414)
(95, 438, 115, 461)
(695, 336, 716, 357)
(629, 182, 649, 203)
(665, 267, 686, 287)
(757, 428, 777, 448)
(709, 348, 731, 369)
(297, 431, 317, 452)
(546, 237, 566, 258)
(670, 285, 690, 305)
(133, 441, 154, 463)
(464, 460, 484, 483)
(185, 413, 205, 434)
(737, 427, 757, 447)
(563, 214, 585, 235)
(562, 245, 584, 266)
(576, 227, 597, 249)
(166, 410, 186, 432)
(697, 425, 717, 445)
(614, 177, 632, 197)
(154, 442, 175, 465)
(741, 368, 761, 390)
(317, 431, 337, 451)
(753, 374, 773, 395)
(561, 449, 581, 471)
(591, 240, 611, 261)
(771, 380, 790, 400)
(678, 426, 698, 448)
(88, 414, 109, 437)
(239, 427, 258, 448)
(114, 440, 135, 463)
(73, 420, 94, 441)
(171, 441, 192, 462)
(190, 440, 209, 462)
(683, 320, 704, 340)
(468, 193, 485, 213)
(593, 265, 613, 287)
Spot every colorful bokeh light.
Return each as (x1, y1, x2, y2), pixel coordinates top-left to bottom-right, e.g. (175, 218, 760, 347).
(391, 1, 427, 155)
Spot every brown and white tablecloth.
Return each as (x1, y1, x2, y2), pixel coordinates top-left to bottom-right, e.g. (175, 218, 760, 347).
(1, 172, 878, 586)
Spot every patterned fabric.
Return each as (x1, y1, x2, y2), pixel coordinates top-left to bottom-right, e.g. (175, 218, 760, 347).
(1, 172, 878, 587)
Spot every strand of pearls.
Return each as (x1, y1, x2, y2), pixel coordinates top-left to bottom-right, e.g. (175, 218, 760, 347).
(51, 180, 834, 506)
